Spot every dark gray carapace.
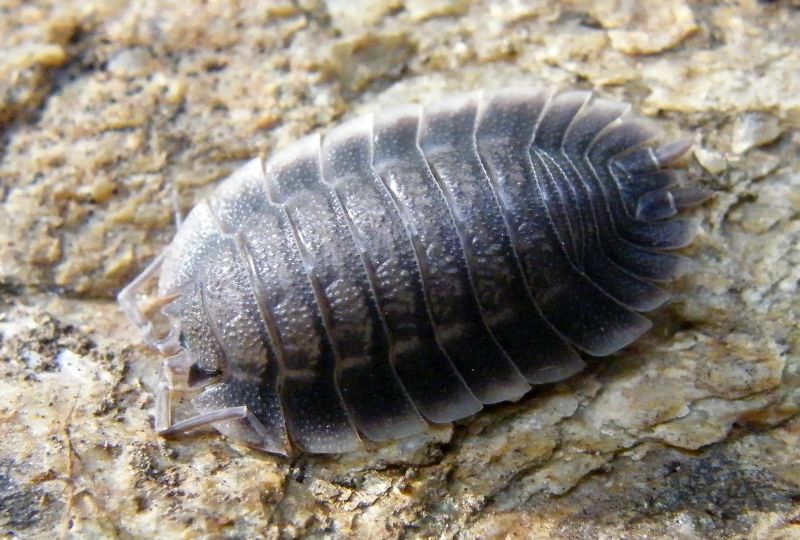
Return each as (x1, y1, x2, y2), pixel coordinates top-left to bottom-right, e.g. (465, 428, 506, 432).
(118, 87, 709, 455)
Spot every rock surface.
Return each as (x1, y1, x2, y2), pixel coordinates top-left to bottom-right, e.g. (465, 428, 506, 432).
(1, 0, 798, 538)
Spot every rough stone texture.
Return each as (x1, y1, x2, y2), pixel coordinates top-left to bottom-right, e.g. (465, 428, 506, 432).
(0, 0, 798, 538)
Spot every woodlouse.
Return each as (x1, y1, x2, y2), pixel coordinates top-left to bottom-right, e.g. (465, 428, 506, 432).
(119, 87, 709, 455)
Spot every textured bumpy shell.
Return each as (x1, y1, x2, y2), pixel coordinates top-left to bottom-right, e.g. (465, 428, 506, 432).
(147, 88, 704, 455)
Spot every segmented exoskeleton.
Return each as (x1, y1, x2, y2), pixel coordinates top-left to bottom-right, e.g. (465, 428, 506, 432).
(118, 87, 708, 455)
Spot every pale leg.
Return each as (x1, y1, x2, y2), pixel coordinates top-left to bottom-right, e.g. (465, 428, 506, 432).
(117, 251, 181, 354)
(159, 406, 250, 436)
(159, 405, 287, 456)
(154, 351, 195, 432)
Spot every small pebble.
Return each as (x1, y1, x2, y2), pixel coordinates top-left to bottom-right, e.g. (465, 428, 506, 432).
(731, 113, 782, 154)
(694, 147, 727, 174)
(108, 48, 153, 78)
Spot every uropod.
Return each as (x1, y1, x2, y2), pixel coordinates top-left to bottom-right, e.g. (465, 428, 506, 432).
(119, 87, 709, 456)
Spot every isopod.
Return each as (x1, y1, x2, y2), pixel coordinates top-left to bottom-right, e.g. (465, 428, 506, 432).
(118, 87, 709, 455)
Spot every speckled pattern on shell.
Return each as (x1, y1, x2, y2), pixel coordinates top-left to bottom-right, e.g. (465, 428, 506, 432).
(119, 87, 708, 455)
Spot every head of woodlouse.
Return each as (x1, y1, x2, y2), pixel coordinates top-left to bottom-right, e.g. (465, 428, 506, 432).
(156, 249, 238, 391)
(152, 204, 238, 391)
(141, 194, 294, 454)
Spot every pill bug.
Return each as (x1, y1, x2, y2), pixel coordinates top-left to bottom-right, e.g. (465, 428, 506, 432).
(118, 87, 709, 456)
